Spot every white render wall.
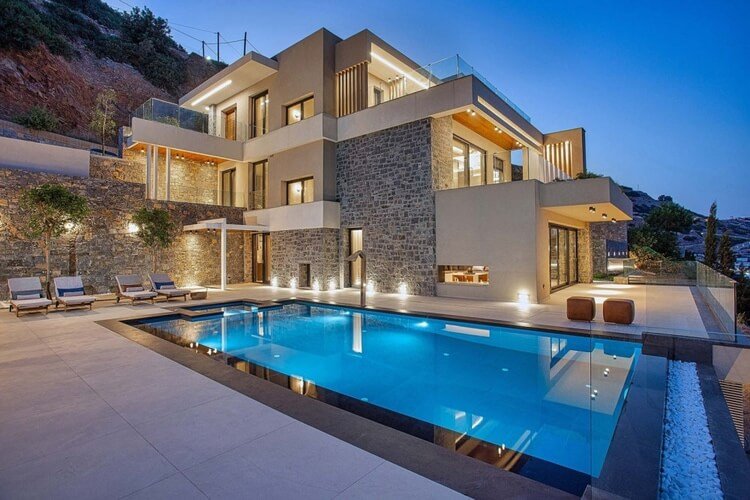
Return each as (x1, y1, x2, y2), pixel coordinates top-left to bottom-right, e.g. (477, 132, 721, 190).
(0, 136, 90, 177)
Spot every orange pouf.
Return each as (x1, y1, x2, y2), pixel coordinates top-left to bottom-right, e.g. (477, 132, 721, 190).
(603, 298, 635, 325)
(566, 296, 596, 321)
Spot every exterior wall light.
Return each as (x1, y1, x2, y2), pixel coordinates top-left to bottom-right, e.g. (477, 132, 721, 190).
(127, 222, 139, 234)
(366, 280, 375, 295)
(289, 277, 297, 290)
(328, 278, 337, 291)
(398, 282, 408, 297)
(517, 292, 530, 304)
(270, 277, 278, 288)
(312, 279, 320, 292)
(64, 222, 76, 232)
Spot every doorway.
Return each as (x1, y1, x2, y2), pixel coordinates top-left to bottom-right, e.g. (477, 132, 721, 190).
(252, 233, 268, 284)
(223, 106, 237, 140)
(220, 168, 235, 207)
(299, 263, 311, 289)
(349, 228, 363, 287)
(550, 225, 578, 290)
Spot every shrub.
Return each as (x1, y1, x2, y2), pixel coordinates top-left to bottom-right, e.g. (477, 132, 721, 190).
(646, 201, 694, 233)
(15, 106, 60, 132)
(0, 0, 73, 57)
(130, 207, 177, 272)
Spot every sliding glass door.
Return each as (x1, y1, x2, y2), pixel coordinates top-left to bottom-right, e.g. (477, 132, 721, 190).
(550, 225, 578, 290)
(252, 233, 268, 284)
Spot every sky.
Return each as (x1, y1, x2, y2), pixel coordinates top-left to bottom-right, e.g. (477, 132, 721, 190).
(105, 0, 750, 217)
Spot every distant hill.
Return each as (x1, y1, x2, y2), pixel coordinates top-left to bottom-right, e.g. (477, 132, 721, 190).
(620, 185, 750, 256)
(0, 0, 225, 142)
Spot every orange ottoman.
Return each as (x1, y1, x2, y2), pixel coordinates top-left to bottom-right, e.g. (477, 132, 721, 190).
(567, 296, 596, 321)
(603, 298, 635, 325)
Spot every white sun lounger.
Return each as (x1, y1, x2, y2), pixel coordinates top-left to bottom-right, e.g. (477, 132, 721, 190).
(53, 276, 97, 311)
(7, 277, 52, 317)
(148, 273, 190, 301)
(115, 275, 157, 305)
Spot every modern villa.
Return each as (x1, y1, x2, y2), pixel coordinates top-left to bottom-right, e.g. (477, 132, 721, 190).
(122, 28, 632, 303)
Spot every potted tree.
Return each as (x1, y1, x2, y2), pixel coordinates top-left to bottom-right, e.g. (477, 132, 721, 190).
(130, 207, 176, 272)
(20, 184, 90, 298)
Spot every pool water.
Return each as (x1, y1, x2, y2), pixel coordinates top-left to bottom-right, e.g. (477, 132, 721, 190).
(135, 302, 639, 477)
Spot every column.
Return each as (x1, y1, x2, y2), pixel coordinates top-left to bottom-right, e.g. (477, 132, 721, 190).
(145, 145, 152, 199)
(152, 146, 159, 199)
(220, 223, 227, 291)
(165, 148, 171, 201)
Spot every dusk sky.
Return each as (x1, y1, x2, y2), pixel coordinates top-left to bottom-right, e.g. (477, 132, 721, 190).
(107, 0, 749, 218)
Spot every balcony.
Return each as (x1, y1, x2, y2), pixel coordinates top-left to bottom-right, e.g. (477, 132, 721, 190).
(133, 98, 209, 134)
(366, 54, 530, 123)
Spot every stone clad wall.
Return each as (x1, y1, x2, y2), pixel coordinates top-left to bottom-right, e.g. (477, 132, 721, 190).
(336, 118, 438, 295)
(90, 151, 218, 205)
(269, 229, 339, 289)
(0, 167, 245, 299)
(590, 221, 629, 275)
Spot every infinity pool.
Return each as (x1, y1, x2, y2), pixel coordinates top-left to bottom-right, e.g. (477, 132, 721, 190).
(134, 301, 639, 480)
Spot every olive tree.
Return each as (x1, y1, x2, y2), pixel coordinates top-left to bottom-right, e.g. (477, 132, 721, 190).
(20, 184, 89, 296)
(89, 88, 118, 155)
(130, 207, 177, 272)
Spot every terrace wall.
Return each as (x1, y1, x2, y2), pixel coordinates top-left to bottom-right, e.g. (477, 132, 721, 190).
(0, 165, 245, 299)
(270, 228, 339, 289)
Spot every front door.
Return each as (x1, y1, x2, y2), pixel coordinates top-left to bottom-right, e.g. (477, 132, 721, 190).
(252, 233, 268, 284)
(349, 228, 363, 287)
(223, 107, 236, 140)
(550, 225, 578, 290)
(221, 169, 235, 207)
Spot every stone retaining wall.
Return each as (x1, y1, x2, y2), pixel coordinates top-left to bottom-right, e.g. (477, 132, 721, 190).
(591, 220, 629, 275)
(0, 167, 245, 299)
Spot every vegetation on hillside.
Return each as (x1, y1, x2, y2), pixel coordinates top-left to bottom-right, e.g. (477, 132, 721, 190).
(629, 201, 694, 260)
(0, 0, 223, 94)
(14, 106, 60, 132)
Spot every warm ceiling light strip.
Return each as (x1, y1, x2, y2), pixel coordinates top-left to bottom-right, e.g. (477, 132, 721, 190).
(191, 80, 233, 106)
(370, 51, 428, 89)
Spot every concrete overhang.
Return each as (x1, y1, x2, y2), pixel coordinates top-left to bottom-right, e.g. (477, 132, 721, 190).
(337, 75, 542, 151)
(128, 118, 243, 162)
(540, 177, 633, 223)
(179, 51, 278, 111)
(244, 113, 338, 162)
(244, 201, 340, 232)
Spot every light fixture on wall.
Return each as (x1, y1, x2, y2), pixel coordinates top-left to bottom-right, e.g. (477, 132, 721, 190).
(398, 282, 408, 297)
(517, 292, 530, 304)
(366, 280, 375, 295)
(127, 222, 139, 234)
(589, 206, 596, 213)
(191, 79, 232, 106)
(270, 276, 278, 288)
(328, 278, 337, 291)
(312, 279, 320, 292)
(290, 277, 297, 290)
(64, 222, 76, 232)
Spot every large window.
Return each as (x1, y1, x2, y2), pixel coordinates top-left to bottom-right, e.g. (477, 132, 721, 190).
(452, 137, 485, 188)
(220, 168, 235, 207)
(287, 177, 314, 205)
(286, 96, 314, 125)
(550, 225, 578, 290)
(492, 156, 505, 184)
(251, 92, 269, 138)
(438, 265, 489, 285)
(251, 160, 268, 209)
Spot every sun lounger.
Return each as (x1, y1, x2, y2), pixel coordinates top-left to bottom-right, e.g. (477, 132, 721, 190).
(115, 275, 157, 305)
(53, 276, 96, 311)
(7, 277, 52, 317)
(148, 273, 190, 301)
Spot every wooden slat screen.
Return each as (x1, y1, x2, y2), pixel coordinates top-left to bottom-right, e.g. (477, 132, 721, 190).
(336, 62, 369, 117)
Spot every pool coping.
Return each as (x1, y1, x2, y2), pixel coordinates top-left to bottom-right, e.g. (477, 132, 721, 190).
(98, 315, 575, 500)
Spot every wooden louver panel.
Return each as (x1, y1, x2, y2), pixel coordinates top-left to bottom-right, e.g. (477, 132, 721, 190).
(336, 62, 368, 117)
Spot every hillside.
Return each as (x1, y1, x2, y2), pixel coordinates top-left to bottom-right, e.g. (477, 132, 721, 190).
(0, 0, 224, 142)
(621, 185, 750, 255)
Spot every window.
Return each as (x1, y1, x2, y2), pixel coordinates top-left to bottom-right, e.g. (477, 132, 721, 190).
(251, 160, 268, 209)
(222, 106, 237, 140)
(549, 225, 578, 290)
(220, 168, 235, 207)
(251, 92, 269, 138)
(286, 96, 314, 125)
(492, 156, 504, 184)
(287, 177, 314, 205)
(451, 136, 485, 188)
(373, 87, 383, 106)
(437, 265, 489, 285)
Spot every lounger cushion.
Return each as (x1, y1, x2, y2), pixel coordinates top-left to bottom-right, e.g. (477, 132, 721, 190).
(123, 290, 157, 299)
(125, 286, 145, 292)
(16, 292, 42, 300)
(57, 287, 85, 297)
(59, 295, 96, 305)
(153, 281, 176, 290)
(11, 298, 52, 309)
(158, 288, 189, 297)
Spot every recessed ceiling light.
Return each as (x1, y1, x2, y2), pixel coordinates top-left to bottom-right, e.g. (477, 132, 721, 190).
(589, 206, 596, 213)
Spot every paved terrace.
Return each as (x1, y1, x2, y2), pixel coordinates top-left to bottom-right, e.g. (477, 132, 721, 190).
(0, 282, 710, 498)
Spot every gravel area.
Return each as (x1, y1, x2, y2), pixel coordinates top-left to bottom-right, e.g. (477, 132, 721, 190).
(660, 360, 722, 499)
